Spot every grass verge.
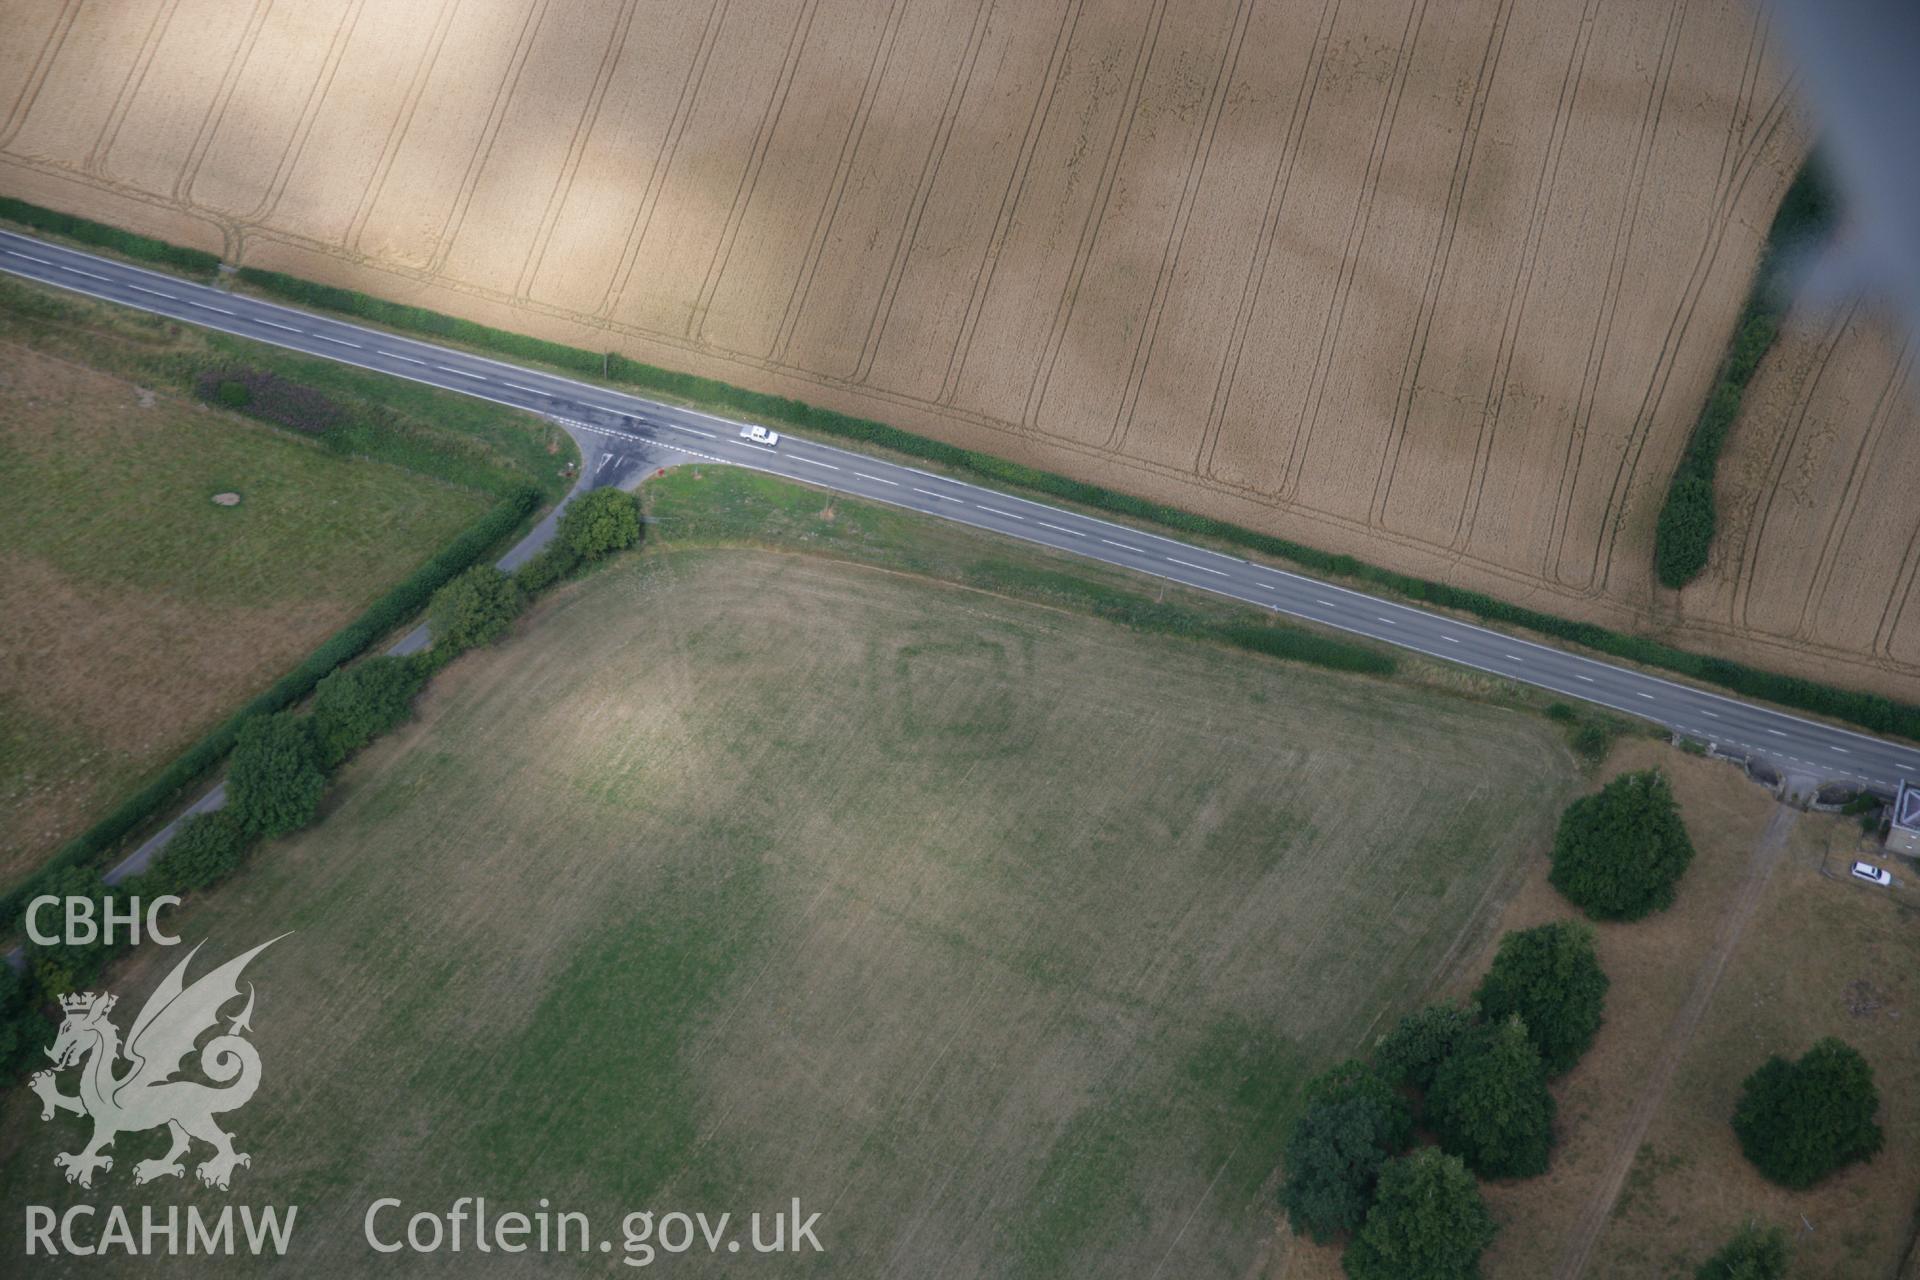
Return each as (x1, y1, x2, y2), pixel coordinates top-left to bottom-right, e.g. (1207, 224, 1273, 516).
(6, 197, 1909, 742)
(646, 466, 1395, 677)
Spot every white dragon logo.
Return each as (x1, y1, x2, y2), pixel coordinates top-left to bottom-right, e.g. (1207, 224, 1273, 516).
(29, 936, 284, 1190)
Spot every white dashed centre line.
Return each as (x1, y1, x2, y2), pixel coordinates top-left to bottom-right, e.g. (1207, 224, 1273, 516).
(193, 301, 236, 315)
(792, 456, 840, 470)
(1034, 520, 1082, 536)
(316, 334, 360, 348)
(127, 285, 174, 299)
(1441, 635, 1459, 644)
(1767, 730, 1787, 737)
(258, 320, 301, 333)
(912, 488, 963, 502)
(1167, 557, 1229, 577)
(664, 424, 714, 439)
(387, 354, 426, 365)
(976, 506, 1023, 520)
(499, 381, 542, 394)
(1099, 538, 1133, 550)
(1638, 692, 1656, 700)
(1574, 674, 1595, 683)
(853, 472, 897, 486)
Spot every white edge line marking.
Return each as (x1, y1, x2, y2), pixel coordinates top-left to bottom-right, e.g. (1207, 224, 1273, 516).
(16, 234, 1920, 771)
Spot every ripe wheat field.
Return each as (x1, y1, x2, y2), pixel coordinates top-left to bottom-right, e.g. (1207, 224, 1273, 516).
(8, 0, 1897, 695)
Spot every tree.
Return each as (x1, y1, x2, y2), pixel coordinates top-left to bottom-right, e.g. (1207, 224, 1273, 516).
(429, 564, 522, 653)
(1732, 1038, 1882, 1189)
(1427, 1017, 1556, 1179)
(1549, 769, 1695, 920)
(513, 542, 581, 594)
(227, 712, 327, 837)
(1694, 1222, 1788, 1279)
(1279, 1061, 1412, 1242)
(23, 866, 124, 996)
(153, 810, 252, 892)
(1375, 1003, 1474, 1092)
(1473, 922, 1609, 1076)
(0, 962, 52, 1080)
(557, 487, 642, 561)
(1343, 1148, 1496, 1280)
(311, 655, 427, 767)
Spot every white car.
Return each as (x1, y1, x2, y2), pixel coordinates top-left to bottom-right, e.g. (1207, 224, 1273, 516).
(1850, 860, 1893, 887)
(739, 425, 780, 447)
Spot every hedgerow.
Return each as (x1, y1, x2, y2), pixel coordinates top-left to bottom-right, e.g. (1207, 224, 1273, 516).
(1653, 159, 1835, 587)
(233, 264, 1920, 743)
(6, 204, 1892, 738)
(0, 487, 537, 935)
(0, 196, 222, 277)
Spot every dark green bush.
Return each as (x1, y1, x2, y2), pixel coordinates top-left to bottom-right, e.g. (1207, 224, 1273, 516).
(1473, 922, 1608, 1076)
(557, 487, 643, 561)
(22, 867, 124, 997)
(1550, 769, 1695, 920)
(1427, 1017, 1556, 1180)
(1342, 1148, 1496, 1280)
(1571, 722, 1615, 763)
(0, 962, 52, 1079)
(311, 655, 427, 768)
(1374, 1003, 1475, 1092)
(430, 564, 523, 653)
(1694, 1222, 1788, 1280)
(227, 713, 327, 837)
(152, 810, 252, 892)
(1280, 1061, 1413, 1243)
(214, 379, 250, 409)
(513, 543, 582, 594)
(1732, 1038, 1882, 1189)
(1656, 474, 1717, 588)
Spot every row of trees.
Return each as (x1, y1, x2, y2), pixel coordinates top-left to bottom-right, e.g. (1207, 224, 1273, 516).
(5, 488, 644, 1075)
(1278, 920, 1608, 1277)
(1279, 745, 1885, 1279)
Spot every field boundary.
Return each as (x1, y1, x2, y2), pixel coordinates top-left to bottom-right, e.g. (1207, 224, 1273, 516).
(0, 485, 540, 937)
(1653, 158, 1835, 588)
(7, 198, 1920, 745)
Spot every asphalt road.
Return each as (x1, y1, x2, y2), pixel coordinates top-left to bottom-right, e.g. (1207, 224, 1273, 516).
(8, 226, 1920, 797)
